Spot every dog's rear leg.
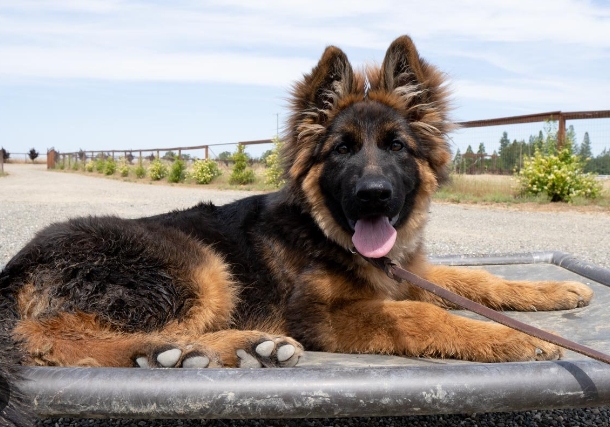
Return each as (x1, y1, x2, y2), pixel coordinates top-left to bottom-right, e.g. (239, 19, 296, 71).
(12, 312, 223, 368)
(14, 314, 303, 368)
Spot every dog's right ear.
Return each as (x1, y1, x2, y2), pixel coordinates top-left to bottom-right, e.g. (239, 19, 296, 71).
(291, 46, 354, 124)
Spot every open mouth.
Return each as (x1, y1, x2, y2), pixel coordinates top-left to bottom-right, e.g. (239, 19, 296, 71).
(348, 215, 399, 259)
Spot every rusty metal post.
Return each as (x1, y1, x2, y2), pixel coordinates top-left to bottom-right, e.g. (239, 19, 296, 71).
(0, 148, 4, 174)
(205, 146, 209, 160)
(46, 150, 55, 169)
(156, 150, 160, 159)
(178, 149, 182, 160)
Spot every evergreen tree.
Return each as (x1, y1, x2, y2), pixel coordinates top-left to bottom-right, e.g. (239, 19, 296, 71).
(567, 125, 578, 153)
(477, 142, 487, 155)
(464, 145, 474, 173)
(499, 131, 510, 153)
(580, 132, 592, 159)
(229, 144, 255, 185)
(586, 148, 610, 174)
(453, 148, 462, 173)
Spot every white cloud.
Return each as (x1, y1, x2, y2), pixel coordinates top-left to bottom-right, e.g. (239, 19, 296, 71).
(0, 47, 312, 86)
(0, 0, 608, 85)
(454, 77, 610, 112)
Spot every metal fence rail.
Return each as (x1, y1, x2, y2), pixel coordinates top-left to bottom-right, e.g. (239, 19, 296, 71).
(44, 110, 610, 174)
(453, 110, 609, 174)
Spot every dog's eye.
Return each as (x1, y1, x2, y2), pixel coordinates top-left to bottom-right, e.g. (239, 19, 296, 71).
(335, 144, 350, 155)
(390, 140, 404, 152)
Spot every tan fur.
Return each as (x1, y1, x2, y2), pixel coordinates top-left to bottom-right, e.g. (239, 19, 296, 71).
(161, 247, 237, 335)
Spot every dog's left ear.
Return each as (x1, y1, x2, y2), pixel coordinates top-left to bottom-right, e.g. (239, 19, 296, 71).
(380, 35, 453, 184)
(380, 35, 431, 97)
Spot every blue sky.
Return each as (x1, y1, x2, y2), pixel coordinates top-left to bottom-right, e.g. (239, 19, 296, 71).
(1, 0, 609, 158)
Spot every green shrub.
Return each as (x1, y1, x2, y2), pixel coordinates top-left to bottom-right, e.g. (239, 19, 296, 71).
(71, 161, 79, 171)
(168, 159, 186, 183)
(517, 143, 602, 202)
(104, 158, 116, 175)
(264, 137, 285, 188)
(134, 164, 146, 179)
(85, 160, 95, 172)
(148, 159, 168, 181)
(189, 159, 222, 184)
(117, 158, 130, 177)
(95, 159, 106, 173)
(229, 144, 255, 185)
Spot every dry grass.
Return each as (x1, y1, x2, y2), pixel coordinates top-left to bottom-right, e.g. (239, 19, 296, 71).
(53, 163, 610, 210)
(435, 174, 610, 208)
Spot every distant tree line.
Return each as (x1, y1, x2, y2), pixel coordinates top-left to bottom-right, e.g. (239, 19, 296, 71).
(453, 123, 609, 175)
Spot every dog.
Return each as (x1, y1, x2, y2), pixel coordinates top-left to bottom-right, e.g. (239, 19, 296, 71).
(0, 35, 593, 425)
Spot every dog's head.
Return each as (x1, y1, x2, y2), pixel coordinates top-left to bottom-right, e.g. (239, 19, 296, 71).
(283, 35, 453, 261)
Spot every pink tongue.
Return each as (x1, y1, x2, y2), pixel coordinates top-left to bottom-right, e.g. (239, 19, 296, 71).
(352, 216, 397, 258)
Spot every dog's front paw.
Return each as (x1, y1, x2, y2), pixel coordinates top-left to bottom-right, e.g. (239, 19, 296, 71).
(485, 329, 563, 362)
(536, 281, 594, 311)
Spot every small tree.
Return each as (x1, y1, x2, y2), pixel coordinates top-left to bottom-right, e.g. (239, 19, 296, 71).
(168, 159, 186, 183)
(229, 144, 255, 185)
(28, 148, 39, 163)
(1, 148, 10, 161)
(264, 137, 285, 188)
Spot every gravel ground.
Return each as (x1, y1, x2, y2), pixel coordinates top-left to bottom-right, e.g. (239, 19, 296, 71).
(1, 163, 610, 427)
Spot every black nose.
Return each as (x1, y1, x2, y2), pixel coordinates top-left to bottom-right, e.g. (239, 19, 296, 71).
(356, 177, 393, 203)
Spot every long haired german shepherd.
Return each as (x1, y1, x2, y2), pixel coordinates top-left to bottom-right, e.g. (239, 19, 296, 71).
(0, 35, 593, 425)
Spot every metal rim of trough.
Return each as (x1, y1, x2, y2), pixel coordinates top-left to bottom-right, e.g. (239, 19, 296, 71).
(14, 251, 610, 419)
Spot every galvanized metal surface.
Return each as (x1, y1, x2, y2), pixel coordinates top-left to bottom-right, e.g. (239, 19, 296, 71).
(15, 253, 610, 418)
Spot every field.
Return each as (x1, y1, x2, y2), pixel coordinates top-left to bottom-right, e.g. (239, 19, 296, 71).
(49, 156, 610, 209)
(435, 174, 610, 208)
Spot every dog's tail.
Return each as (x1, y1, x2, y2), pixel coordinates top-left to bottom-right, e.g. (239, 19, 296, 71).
(0, 267, 35, 427)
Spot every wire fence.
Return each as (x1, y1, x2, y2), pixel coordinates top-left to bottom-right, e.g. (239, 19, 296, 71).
(451, 110, 610, 175)
(46, 139, 276, 170)
(42, 110, 610, 175)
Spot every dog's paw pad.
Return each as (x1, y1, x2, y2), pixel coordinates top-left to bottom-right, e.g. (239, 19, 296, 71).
(277, 344, 296, 362)
(237, 349, 263, 368)
(182, 355, 210, 369)
(255, 341, 275, 357)
(235, 337, 303, 368)
(135, 356, 150, 368)
(156, 348, 182, 367)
